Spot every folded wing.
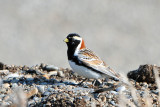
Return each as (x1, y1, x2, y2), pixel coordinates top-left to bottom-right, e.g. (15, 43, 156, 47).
(78, 48, 120, 80)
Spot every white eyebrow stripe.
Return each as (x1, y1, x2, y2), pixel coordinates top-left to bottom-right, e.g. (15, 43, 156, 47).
(73, 36, 81, 40)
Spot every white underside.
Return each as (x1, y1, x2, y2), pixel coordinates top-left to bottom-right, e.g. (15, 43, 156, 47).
(69, 60, 103, 79)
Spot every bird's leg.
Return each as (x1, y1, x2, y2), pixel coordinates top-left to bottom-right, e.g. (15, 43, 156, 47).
(78, 78, 88, 85)
(92, 79, 102, 87)
(92, 79, 97, 86)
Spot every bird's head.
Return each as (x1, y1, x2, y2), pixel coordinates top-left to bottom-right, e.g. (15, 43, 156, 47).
(64, 33, 86, 50)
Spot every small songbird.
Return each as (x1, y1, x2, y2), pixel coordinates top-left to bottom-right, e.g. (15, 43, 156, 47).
(64, 33, 120, 83)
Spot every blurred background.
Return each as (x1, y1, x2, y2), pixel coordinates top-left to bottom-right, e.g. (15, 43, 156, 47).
(0, 0, 160, 74)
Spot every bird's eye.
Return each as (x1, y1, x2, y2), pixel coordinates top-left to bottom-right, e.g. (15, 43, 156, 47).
(72, 41, 75, 45)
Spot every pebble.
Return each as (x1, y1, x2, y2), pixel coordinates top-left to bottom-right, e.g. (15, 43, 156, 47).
(45, 65, 59, 71)
(1, 101, 10, 106)
(142, 82, 148, 88)
(63, 80, 77, 86)
(11, 78, 19, 83)
(43, 91, 51, 96)
(0, 94, 5, 99)
(11, 83, 18, 88)
(110, 100, 116, 106)
(110, 91, 118, 95)
(47, 87, 54, 92)
(57, 71, 65, 77)
(0, 88, 6, 93)
(0, 70, 9, 74)
(0, 62, 4, 70)
(91, 101, 96, 107)
(33, 96, 39, 102)
(42, 74, 50, 80)
(101, 96, 106, 102)
(37, 85, 45, 94)
(28, 100, 36, 106)
(2, 83, 10, 89)
(26, 88, 38, 98)
(151, 89, 159, 95)
(45, 102, 52, 106)
(0, 63, 159, 107)
(82, 96, 90, 101)
(49, 78, 59, 84)
(6, 73, 22, 79)
(140, 91, 145, 97)
(116, 86, 126, 92)
(48, 71, 58, 76)
(3, 96, 9, 101)
(106, 94, 112, 99)
(35, 70, 44, 75)
(93, 93, 100, 99)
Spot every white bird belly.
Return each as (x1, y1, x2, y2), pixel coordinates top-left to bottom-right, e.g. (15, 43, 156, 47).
(69, 61, 103, 79)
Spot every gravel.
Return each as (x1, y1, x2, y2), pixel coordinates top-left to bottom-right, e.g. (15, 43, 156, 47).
(0, 63, 159, 107)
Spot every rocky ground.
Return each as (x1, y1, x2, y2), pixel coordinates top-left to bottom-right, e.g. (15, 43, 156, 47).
(0, 62, 159, 107)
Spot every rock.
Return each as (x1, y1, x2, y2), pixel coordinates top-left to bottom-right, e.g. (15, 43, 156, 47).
(116, 86, 126, 92)
(0, 94, 5, 99)
(141, 82, 148, 88)
(11, 83, 18, 88)
(6, 73, 23, 79)
(49, 78, 59, 84)
(0, 88, 6, 93)
(37, 85, 45, 94)
(45, 102, 52, 106)
(43, 91, 51, 96)
(2, 83, 10, 89)
(48, 71, 58, 76)
(47, 87, 54, 92)
(63, 81, 77, 86)
(22, 65, 29, 71)
(33, 96, 39, 102)
(74, 98, 87, 107)
(110, 91, 118, 95)
(0, 70, 9, 75)
(140, 91, 145, 97)
(82, 96, 90, 101)
(0, 62, 5, 70)
(35, 70, 44, 75)
(25, 75, 34, 81)
(151, 89, 159, 95)
(57, 71, 65, 77)
(3, 95, 9, 101)
(106, 94, 112, 99)
(110, 101, 117, 106)
(26, 69, 37, 74)
(39, 63, 46, 69)
(44, 65, 59, 71)
(93, 93, 99, 99)
(127, 64, 160, 83)
(26, 88, 38, 98)
(1, 101, 10, 106)
(11, 78, 19, 83)
(42, 74, 50, 80)
(27, 100, 35, 106)
(101, 96, 106, 102)
(0, 63, 160, 107)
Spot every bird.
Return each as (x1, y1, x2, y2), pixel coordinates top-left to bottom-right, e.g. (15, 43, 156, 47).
(64, 33, 120, 84)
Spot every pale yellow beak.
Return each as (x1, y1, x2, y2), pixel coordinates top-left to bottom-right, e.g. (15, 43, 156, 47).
(64, 38, 69, 43)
